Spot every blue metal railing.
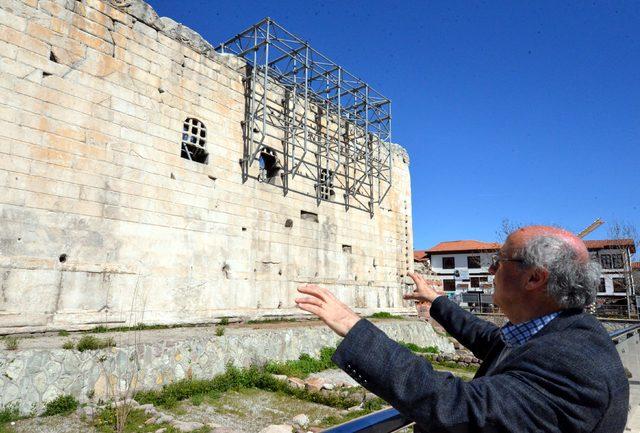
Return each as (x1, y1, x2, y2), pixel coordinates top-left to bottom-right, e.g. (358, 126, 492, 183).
(323, 324, 640, 433)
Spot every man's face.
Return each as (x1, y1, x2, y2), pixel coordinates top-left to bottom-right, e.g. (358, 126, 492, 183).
(490, 236, 529, 312)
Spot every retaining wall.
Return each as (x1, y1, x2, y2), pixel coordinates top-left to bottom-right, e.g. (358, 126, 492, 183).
(0, 320, 453, 414)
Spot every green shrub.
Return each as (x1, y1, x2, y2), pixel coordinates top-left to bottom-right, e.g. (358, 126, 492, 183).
(134, 363, 359, 410)
(76, 336, 115, 352)
(4, 336, 18, 351)
(90, 325, 109, 334)
(264, 347, 336, 378)
(215, 326, 225, 337)
(62, 340, 75, 350)
(58, 330, 70, 337)
(0, 404, 20, 423)
(399, 341, 439, 354)
(369, 312, 403, 319)
(219, 317, 230, 326)
(43, 395, 78, 416)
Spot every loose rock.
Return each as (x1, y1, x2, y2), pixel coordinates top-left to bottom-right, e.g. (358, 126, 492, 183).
(287, 377, 305, 389)
(292, 413, 309, 428)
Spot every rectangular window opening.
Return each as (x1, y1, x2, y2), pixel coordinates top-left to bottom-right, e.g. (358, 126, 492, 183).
(467, 256, 481, 269)
(443, 279, 456, 292)
(442, 257, 455, 269)
(300, 210, 318, 223)
(598, 278, 606, 293)
(613, 278, 627, 293)
(612, 253, 624, 269)
(342, 244, 352, 253)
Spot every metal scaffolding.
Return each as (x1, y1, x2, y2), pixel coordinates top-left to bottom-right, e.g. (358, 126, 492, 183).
(216, 18, 393, 216)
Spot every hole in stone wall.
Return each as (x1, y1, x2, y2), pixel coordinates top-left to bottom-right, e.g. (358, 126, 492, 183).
(300, 210, 318, 223)
(43, 71, 52, 77)
(59, 254, 68, 263)
(158, 87, 165, 93)
(284, 219, 293, 228)
(170, 172, 176, 179)
(208, 175, 217, 181)
(342, 245, 352, 253)
(222, 263, 230, 278)
(49, 51, 58, 63)
(258, 147, 282, 182)
(242, 227, 247, 231)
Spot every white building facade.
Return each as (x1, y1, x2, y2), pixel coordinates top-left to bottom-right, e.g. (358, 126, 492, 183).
(415, 238, 636, 299)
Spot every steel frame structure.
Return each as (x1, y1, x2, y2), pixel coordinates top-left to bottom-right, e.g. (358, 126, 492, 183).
(216, 18, 393, 216)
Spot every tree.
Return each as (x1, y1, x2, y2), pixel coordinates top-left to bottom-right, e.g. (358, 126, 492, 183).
(495, 218, 523, 243)
(607, 221, 638, 260)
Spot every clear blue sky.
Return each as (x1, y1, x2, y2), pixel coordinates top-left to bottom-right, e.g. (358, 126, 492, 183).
(149, 0, 640, 249)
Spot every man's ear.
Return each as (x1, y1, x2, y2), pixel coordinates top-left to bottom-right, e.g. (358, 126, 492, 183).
(526, 267, 549, 292)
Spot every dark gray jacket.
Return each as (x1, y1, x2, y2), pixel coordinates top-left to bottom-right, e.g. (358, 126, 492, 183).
(332, 296, 629, 432)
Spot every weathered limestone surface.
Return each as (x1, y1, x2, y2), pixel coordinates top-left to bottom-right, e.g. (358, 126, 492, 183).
(0, 0, 414, 332)
(0, 320, 454, 413)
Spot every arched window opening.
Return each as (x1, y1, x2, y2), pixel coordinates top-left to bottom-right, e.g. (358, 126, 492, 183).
(181, 117, 208, 164)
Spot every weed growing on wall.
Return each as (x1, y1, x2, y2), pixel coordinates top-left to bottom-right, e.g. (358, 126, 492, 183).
(4, 336, 18, 351)
(369, 312, 404, 319)
(58, 330, 70, 337)
(215, 325, 225, 336)
(0, 404, 20, 423)
(76, 336, 116, 352)
(264, 347, 336, 378)
(399, 341, 439, 354)
(43, 395, 78, 416)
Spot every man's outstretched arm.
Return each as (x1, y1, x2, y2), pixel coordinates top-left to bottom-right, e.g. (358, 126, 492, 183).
(405, 273, 500, 360)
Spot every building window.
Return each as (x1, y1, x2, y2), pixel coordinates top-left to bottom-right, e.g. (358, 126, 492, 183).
(598, 278, 606, 293)
(443, 279, 456, 292)
(467, 256, 481, 269)
(613, 278, 627, 293)
(300, 210, 318, 223)
(612, 253, 624, 269)
(258, 147, 282, 183)
(317, 168, 335, 200)
(470, 276, 488, 288)
(600, 254, 612, 269)
(181, 117, 208, 164)
(442, 257, 455, 269)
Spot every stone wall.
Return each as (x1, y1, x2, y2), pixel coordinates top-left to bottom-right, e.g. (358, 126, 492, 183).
(0, 0, 414, 332)
(0, 320, 453, 414)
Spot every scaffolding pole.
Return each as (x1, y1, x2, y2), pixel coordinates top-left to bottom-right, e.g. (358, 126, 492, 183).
(216, 18, 393, 215)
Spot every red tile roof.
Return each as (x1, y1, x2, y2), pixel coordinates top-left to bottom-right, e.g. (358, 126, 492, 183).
(414, 238, 636, 258)
(584, 239, 636, 254)
(414, 250, 429, 261)
(425, 240, 501, 254)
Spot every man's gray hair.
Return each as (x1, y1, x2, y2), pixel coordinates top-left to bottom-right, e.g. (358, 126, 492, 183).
(517, 235, 600, 309)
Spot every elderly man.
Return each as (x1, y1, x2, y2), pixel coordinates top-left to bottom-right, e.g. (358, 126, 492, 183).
(296, 226, 629, 432)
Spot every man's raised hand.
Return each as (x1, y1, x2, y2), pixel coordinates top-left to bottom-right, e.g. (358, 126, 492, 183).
(295, 284, 361, 337)
(404, 272, 445, 304)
